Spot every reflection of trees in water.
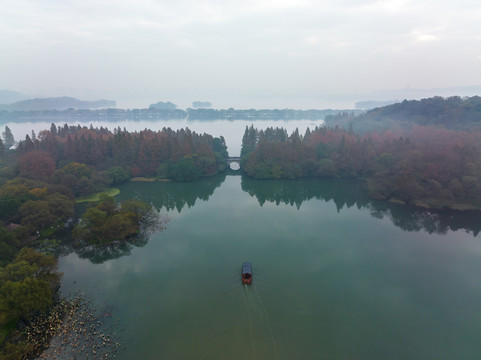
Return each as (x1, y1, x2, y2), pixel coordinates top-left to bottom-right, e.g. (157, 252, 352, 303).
(241, 176, 369, 211)
(56, 207, 163, 264)
(117, 173, 226, 213)
(57, 222, 154, 264)
(59, 174, 226, 264)
(74, 236, 149, 264)
(241, 176, 481, 236)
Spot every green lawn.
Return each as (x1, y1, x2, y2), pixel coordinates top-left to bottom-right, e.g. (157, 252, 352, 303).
(76, 188, 120, 203)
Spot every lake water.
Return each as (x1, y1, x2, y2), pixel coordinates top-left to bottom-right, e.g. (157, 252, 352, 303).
(57, 175, 481, 360)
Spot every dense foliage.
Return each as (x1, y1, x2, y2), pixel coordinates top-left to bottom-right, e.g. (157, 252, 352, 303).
(326, 96, 481, 133)
(14, 125, 228, 181)
(73, 194, 160, 245)
(0, 123, 226, 357)
(0, 248, 61, 358)
(241, 124, 481, 210)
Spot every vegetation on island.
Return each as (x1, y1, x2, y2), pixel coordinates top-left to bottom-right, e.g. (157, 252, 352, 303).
(326, 95, 481, 133)
(73, 194, 161, 246)
(0, 107, 361, 123)
(0, 123, 227, 358)
(0, 248, 61, 358)
(241, 97, 481, 210)
(14, 124, 228, 180)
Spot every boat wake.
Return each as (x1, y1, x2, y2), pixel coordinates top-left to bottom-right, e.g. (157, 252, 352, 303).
(253, 281, 279, 360)
(242, 284, 256, 360)
(239, 272, 280, 360)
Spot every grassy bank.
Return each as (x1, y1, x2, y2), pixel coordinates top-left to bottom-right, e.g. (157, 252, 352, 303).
(76, 188, 120, 203)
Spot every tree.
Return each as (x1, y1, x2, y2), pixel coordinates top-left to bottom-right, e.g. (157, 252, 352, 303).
(107, 166, 130, 184)
(47, 193, 75, 221)
(73, 195, 156, 245)
(166, 157, 200, 181)
(18, 151, 56, 178)
(0, 249, 60, 324)
(15, 247, 59, 283)
(2, 126, 14, 149)
(0, 276, 53, 322)
(19, 200, 56, 231)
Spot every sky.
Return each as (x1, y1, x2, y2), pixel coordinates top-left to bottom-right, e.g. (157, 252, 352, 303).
(1, 0, 481, 109)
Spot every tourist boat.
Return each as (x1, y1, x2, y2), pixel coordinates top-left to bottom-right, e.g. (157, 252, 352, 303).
(242, 262, 252, 285)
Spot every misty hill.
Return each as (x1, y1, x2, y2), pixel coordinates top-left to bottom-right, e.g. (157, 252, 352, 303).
(355, 100, 399, 110)
(354, 84, 481, 105)
(0, 89, 29, 104)
(149, 101, 177, 110)
(192, 101, 212, 108)
(0, 96, 116, 111)
(326, 96, 481, 132)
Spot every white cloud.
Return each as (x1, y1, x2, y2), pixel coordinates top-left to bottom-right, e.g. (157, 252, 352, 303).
(414, 33, 438, 42)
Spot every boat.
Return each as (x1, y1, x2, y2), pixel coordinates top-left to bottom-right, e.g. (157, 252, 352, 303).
(242, 262, 252, 285)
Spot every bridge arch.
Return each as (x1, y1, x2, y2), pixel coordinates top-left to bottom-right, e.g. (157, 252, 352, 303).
(226, 156, 241, 170)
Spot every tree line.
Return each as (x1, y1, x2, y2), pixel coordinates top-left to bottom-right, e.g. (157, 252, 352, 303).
(241, 124, 481, 210)
(14, 124, 228, 179)
(0, 123, 228, 358)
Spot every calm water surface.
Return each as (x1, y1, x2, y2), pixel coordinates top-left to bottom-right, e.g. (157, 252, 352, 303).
(58, 175, 481, 360)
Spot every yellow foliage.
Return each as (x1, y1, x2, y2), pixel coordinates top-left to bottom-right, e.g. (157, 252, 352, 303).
(29, 187, 48, 198)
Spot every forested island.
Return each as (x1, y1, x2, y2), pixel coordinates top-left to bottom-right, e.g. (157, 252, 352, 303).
(241, 96, 481, 210)
(1, 95, 481, 357)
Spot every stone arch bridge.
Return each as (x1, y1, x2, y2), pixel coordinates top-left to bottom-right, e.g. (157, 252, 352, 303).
(226, 156, 241, 170)
(226, 156, 241, 164)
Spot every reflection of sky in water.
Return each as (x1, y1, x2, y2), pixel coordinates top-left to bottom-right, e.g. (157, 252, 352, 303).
(6, 119, 323, 156)
(58, 175, 481, 359)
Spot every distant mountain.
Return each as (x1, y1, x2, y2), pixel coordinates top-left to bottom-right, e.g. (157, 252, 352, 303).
(0, 89, 29, 104)
(0, 96, 116, 111)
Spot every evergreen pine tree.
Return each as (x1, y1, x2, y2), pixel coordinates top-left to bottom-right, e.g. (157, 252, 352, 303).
(2, 125, 14, 148)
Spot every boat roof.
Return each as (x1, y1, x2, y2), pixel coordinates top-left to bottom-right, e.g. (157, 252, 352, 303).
(242, 262, 252, 274)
